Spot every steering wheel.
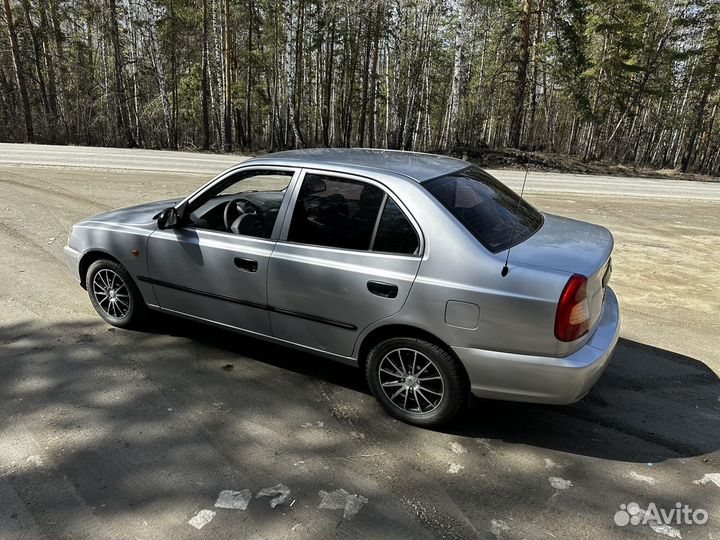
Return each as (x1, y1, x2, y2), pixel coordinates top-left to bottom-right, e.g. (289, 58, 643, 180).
(223, 197, 264, 233)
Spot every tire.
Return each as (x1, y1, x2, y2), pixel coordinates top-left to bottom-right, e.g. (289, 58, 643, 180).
(86, 259, 146, 329)
(365, 337, 468, 427)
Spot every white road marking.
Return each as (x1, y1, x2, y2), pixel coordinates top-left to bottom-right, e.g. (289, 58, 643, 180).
(544, 458, 557, 468)
(256, 484, 291, 508)
(318, 489, 368, 519)
(448, 463, 464, 474)
(214, 489, 252, 510)
(188, 509, 216, 530)
(693, 473, 720, 487)
(548, 476, 573, 490)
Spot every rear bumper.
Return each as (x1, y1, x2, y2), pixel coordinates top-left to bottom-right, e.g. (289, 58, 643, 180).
(453, 287, 620, 404)
(63, 245, 82, 284)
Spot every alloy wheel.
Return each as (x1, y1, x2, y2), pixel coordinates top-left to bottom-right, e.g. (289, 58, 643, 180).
(92, 268, 131, 319)
(377, 348, 445, 413)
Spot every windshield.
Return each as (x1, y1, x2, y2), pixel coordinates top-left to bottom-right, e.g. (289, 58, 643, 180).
(423, 166, 543, 253)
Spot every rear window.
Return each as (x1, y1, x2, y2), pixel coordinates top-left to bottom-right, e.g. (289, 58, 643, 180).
(423, 166, 543, 253)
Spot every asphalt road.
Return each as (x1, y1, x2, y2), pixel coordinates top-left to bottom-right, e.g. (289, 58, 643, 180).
(0, 145, 719, 540)
(2, 142, 719, 200)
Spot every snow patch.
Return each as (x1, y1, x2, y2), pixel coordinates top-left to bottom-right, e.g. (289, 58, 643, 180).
(693, 473, 720, 488)
(318, 489, 368, 519)
(214, 489, 252, 510)
(548, 476, 573, 490)
(188, 509, 216, 529)
(449, 442, 467, 454)
(256, 484, 291, 508)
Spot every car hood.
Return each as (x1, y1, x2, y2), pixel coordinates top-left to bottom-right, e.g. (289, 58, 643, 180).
(507, 213, 613, 275)
(82, 198, 183, 226)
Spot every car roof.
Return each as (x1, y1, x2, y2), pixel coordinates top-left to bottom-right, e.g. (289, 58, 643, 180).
(247, 148, 469, 182)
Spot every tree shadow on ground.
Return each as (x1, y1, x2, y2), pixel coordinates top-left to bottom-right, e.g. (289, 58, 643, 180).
(144, 315, 720, 463)
(1, 318, 719, 539)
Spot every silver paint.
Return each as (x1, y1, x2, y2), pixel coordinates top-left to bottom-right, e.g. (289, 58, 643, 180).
(64, 149, 620, 406)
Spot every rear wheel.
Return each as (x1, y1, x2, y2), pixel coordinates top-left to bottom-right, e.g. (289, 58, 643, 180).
(365, 337, 468, 427)
(86, 259, 145, 329)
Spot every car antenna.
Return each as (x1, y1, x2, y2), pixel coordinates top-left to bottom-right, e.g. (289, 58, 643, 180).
(501, 153, 530, 277)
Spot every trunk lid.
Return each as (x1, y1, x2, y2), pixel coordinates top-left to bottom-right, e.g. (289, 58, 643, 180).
(509, 213, 613, 274)
(509, 213, 614, 333)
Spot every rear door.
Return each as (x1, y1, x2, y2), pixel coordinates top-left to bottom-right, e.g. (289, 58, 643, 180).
(267, 170, 423, 357)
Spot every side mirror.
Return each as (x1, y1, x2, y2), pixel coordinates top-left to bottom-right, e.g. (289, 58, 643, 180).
(156, 207, 178, 229)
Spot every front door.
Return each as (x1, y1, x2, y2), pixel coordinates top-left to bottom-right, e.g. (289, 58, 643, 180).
(146, 167, 298, 335)
(267, 170, 423, 357)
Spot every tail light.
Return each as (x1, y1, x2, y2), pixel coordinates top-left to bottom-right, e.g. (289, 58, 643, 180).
(554, 274, 590, 342)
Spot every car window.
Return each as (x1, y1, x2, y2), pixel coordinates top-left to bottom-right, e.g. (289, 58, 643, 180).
(372, 198, 419, 255)
(186, 168, 294, 239)
(287, 174, 384, 250)
(423, 166, 543, 253)
(216, 171, 292, 196)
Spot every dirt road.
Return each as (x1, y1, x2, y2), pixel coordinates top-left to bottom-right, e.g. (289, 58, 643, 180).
(0, 147, 719, 539)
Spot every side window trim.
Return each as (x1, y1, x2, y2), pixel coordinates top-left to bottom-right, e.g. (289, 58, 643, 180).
(180, 165, 301, 241)
(277, 168, 424, 257)
(368, 193, 388, 251)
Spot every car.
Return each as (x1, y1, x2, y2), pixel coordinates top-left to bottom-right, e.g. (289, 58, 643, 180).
(64, 148, 620, 426)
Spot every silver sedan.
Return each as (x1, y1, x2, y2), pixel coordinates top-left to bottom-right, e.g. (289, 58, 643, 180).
(64, 149, 620, 426)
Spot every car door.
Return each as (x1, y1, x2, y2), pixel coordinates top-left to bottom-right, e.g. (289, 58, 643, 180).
(267, 169, 423, 357)
(146, 166, 298, 335)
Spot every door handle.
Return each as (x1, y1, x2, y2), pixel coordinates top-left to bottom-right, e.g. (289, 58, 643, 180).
(367, 281, 398, 298)
(234, 257, 258, 272)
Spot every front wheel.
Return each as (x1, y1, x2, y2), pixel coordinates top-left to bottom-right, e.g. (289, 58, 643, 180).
(365, 337, 468, 427)
(86, 259, 145, 329)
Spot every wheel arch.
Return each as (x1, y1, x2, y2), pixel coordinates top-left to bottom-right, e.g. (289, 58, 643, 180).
(357, 324, 470, 383)
(78, 250, 123, 289)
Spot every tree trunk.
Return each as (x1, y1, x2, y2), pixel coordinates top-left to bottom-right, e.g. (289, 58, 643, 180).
(21, 0, 50, 117)
(287, 0, 306, 148)
(149, 14, 172, 148)
(681, 33, 720, 172)
(38, 1, 59, 120)
(202, 0, 211, 149)
(358, 15, 373, 147)
(444, 0, 465, 149)
(245, 0, 254, 148)
(321, 9, 335, 147)
(509, 0, 532, 148)
(170, 0, 179, 149)
(106, 0, 135, 147)
(3, 0, 34, 141)
(223, 0, 233, 151)
(367, 4, 381, 147)
(527, 0, 543, 147)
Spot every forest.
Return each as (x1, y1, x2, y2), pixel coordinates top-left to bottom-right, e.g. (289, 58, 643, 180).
(1, 0, 719, 175)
